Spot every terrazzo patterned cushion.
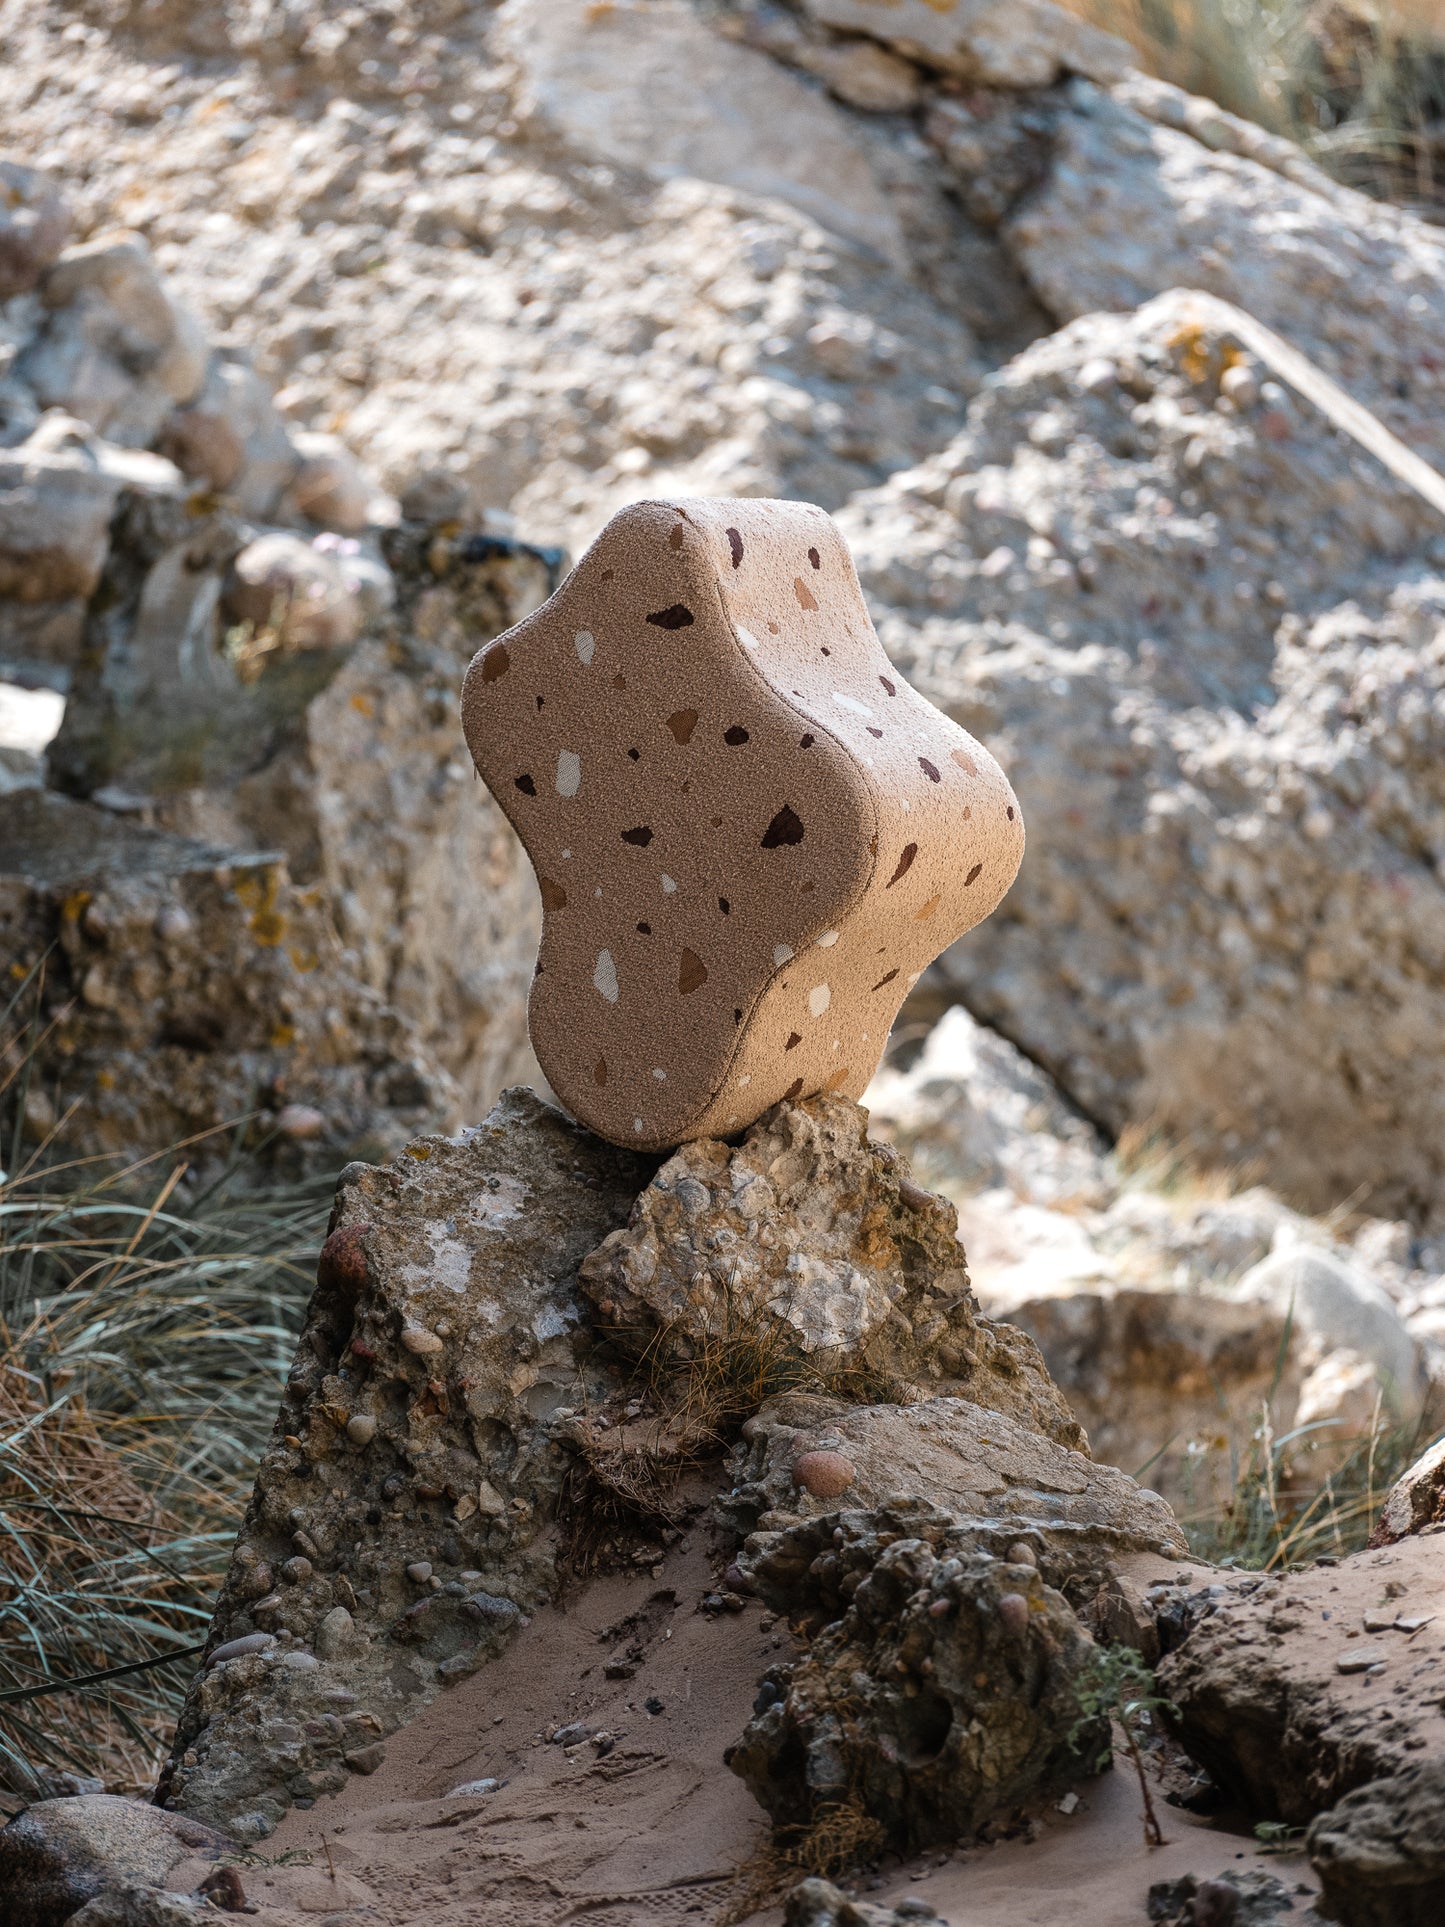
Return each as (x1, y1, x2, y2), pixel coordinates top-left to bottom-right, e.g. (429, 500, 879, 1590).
(461, 497, 1023, 1149)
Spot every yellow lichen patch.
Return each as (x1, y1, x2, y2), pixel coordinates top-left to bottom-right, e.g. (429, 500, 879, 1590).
(233, 867, 287, 946)
(349, 691, 375, 716)
(95, 1069, 115, 1091)
(405, 1142, 434, 1161)
(269, 1022, 297, 1048)
(287, 946, 320, 974)
(60, 890, 91, 925)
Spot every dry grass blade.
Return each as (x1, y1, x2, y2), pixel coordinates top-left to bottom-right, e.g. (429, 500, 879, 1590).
(1178, 1400, 1430, 1569)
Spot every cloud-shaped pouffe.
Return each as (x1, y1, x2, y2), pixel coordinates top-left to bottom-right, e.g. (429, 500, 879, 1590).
(461, 497, 1022, 1149)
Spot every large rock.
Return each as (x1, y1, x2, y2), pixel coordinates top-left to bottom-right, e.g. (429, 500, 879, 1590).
(727, 1519, 1108, 1852)
(1307, 1759, 1445, 1927)
(721, 1393, 1186, 1572)
(802, 0, 1133, 88)
(17, 231, 208, 451)
(999, 76, 1445, 463)
(22, 496, 556, 1151)
(1370, 1435, 1445, 1546)
(0, 419, 174, 602)
(0, 1796, 227, 1927)
(0, 788, 455, 1169)
(845, 287, 1445, 1224)
(0, 156, 71, 302)
(162, 1088, 652, 1840)
(1158, 1532, 1445, 1826)
(499, 0, 909, 268)
(579, 1092, 1086, 1448)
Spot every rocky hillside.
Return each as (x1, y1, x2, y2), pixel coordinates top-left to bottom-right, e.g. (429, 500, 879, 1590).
(6, 0, 1445, 1228)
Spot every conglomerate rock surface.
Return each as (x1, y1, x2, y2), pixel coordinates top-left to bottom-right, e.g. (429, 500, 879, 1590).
(720, 1394, 1185, 1568)
(579, 1091, 1085, 1449)
(727, 1520, 1108, 1853)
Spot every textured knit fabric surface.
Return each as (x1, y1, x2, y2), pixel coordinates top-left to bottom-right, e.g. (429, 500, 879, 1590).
(461, 496, 1023, 1148)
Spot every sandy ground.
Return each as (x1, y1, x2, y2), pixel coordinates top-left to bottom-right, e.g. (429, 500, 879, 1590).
(227, 1539, 1319, 1927)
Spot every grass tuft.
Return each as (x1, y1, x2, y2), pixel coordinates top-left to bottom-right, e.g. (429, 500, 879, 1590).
(1177, 1398, 1431, 1568)
(0, 965, 330, 1804)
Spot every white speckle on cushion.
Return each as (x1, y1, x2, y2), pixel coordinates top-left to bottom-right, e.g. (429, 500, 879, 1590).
(738, 1074, 751, 1088)
(737, 625, 759, 649)
(561, 848, 571, 859)
(834, 692, 873, 717)
(593, 950, 619, 1002)
(652, 1067, 667, 1080)
(633, 1117, 644, 1133)
(774, 944, 793, 966)
(815, 930, 839, 947)
(574, 630, 595, 665)
(556, 749, 582, 797)
(809, 984, 831, 1017)
(661, 874, 677, 894)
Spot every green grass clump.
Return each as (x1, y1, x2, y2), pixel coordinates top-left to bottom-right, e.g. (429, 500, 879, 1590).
(0, 965, 329, 1805)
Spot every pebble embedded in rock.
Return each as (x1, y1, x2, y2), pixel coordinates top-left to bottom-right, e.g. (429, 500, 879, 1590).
(997, 1592, 1031, 1637)
(345, 1413, 377, 1446)
(791, 1450, 858, 1499)
(447, 1778, 500, 1797)
(400, 1322, 444, 1356)
(280, 1556, 313, 1585)
(406, 1562, 432, 1583)
(205, 1632, 275, 1669)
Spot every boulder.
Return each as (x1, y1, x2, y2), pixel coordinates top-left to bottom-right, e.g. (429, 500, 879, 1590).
(802, 0, 1133, 89)
(162, 1088, 652, 1840)
(1147, 1869, 1312, 1927)
(222, 529, 390, 650)
(497, 0, 909, 268)
(67, 1894, 208, 1927)
(157, 354, 300, 518)
(844, 286, 1445, 1224)
(279, 429, 386, 534)
(721, 1393, 1186, 1570)
(1307, 1759, 1445, 1927)
(727, 1525, 1108, 1853)
(579, 1091, 1086, 1448)
(0, 157, 71, 301)
(0, 787, 456, 1170)
(784, 1875, 945, 1926)
(1158, 1532, 1445, 1826)
(0, 1796, 227, 1927)
(996, 76, 1445, 461)
(0, 414, 181, 605)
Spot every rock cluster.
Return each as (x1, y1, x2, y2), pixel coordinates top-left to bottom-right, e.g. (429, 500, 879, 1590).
(867, 1003, 1444, 1504)
(8, 0, 1445, 1228)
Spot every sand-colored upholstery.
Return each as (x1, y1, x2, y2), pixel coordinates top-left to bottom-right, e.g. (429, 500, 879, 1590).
(461, 497, 1023, 1148)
